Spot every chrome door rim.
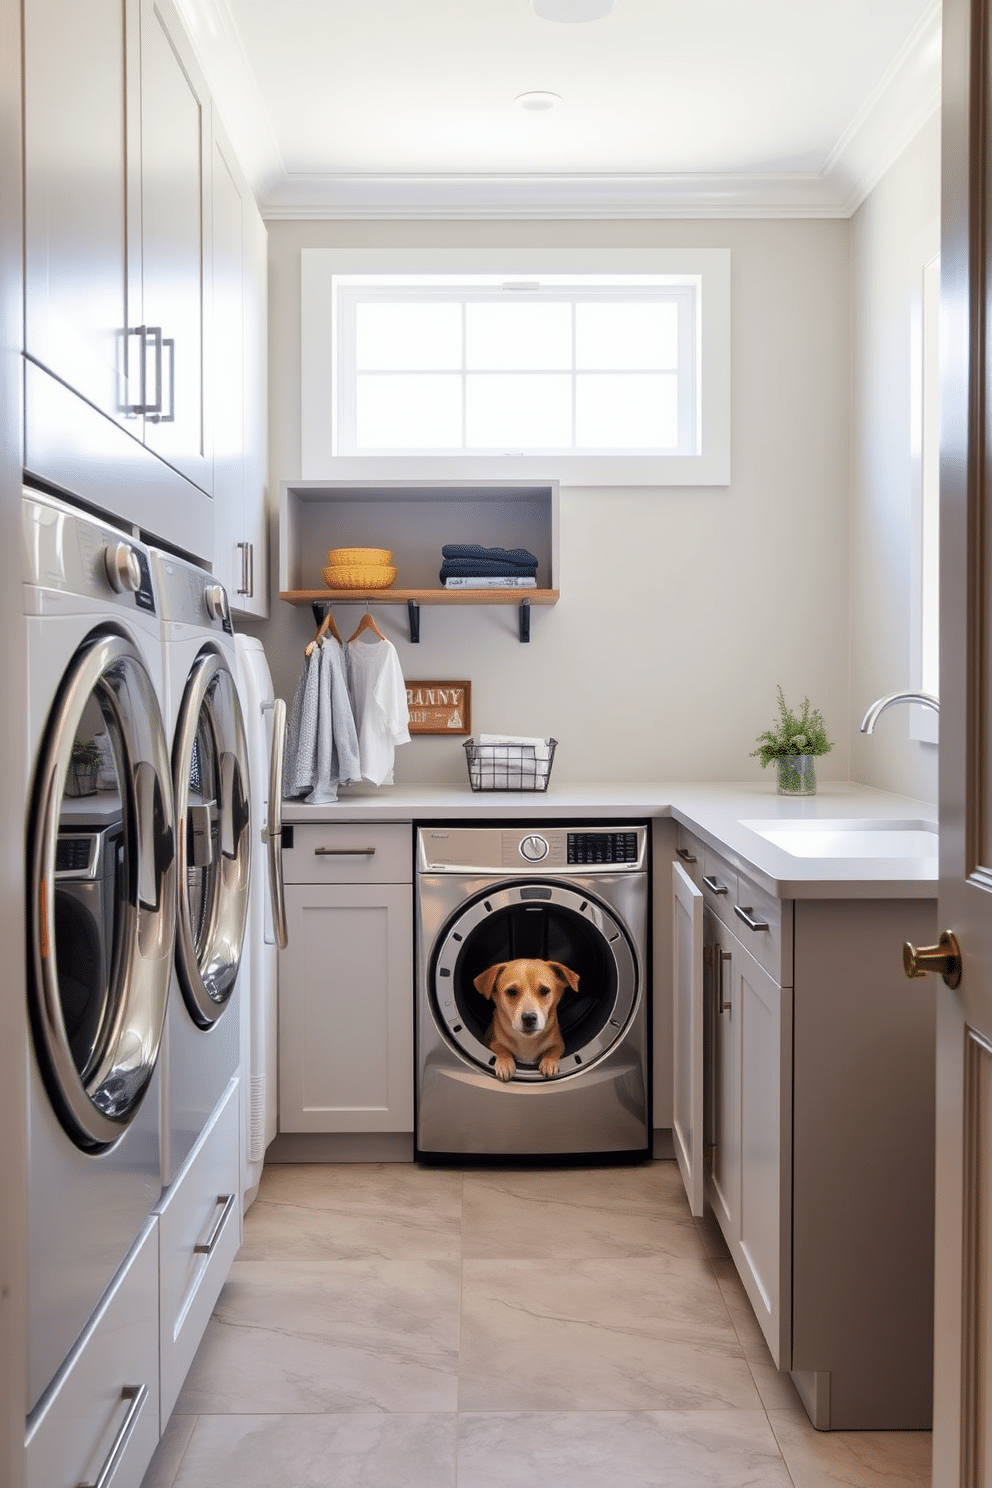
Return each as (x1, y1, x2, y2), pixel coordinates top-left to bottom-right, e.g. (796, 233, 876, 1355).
(173, 648, 250, 1027)
(430, 881, 638, 1082)
(28, 630, 176, 1149)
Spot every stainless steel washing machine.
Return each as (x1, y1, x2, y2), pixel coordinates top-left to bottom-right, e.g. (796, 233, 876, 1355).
(416, 822, 650, 1160)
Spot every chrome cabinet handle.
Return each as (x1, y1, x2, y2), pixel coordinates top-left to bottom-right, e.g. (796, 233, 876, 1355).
(734, 904, 769, 932)
(237, 541, 249, 596)
(194, 1193, 236, 1255)
(717, 947, 732, 1014)
(237, 541, 254, 598)
(77, 1383, 149, 1488)
(247, 541, 254, 598)
(265, 698, 288, 949)
(702, 874, 727, 895)
(676, 846, 697, 863)
(315, 846, 376, 856)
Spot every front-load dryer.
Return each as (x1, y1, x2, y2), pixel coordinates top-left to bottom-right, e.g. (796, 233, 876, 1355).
(23, 487, 176, 1411)
(416, 822, 650, 1161)
(148, 548, 251, 1188)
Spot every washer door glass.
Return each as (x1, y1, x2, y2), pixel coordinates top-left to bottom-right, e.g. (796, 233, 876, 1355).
(29, 631, 176, 1150)
(430, 882, 638, 1081)
(173, 648, 250, 1026)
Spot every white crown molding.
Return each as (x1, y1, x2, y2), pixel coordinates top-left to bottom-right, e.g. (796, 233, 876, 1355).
(178, 0, 942, 221)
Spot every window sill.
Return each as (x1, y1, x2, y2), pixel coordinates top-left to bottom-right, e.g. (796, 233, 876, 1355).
(315, 453, 729, 488)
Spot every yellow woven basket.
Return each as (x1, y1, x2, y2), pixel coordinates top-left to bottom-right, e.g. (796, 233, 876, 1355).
(326, 547, 392, 568)
(323, 564, 397, 590)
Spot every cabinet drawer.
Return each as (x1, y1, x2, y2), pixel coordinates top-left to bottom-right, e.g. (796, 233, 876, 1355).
(729, 865, 792, 985)
(284, 823, 412, 884)
(674, 827, 704, 887)
(158, 1078, 241, 1424)
(27, 1220, 160, 1488)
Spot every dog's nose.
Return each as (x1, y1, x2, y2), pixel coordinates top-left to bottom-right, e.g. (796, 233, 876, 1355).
(521, 1011, 538, 1030)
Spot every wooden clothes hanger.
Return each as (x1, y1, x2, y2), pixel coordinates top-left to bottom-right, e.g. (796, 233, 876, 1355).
(348, 609, 386, 643)
(305, 607, 342, 656)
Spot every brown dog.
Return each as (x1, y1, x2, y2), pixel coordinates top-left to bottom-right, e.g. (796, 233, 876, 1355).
(474, 958, 579, 1082)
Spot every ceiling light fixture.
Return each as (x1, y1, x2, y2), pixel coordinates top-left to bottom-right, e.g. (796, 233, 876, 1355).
(515, 90, 562, 111)
(531, 0, 615, 22)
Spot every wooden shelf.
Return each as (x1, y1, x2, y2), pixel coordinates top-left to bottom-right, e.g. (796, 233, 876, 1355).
(281, 588, 560, 606)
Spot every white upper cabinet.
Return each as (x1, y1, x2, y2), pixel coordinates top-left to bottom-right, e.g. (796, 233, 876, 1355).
(136, 0, 210, 491)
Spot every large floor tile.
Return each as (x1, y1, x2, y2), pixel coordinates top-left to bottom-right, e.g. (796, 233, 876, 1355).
(461, 1161, 706, 1261)
(162, 1413, 457, 1488)
(457, 1410, 794, 1488)
(459, 1255, 761, 1412)
(239, 1162, 463, 1261)
(769, 1407, 932, 1487)
(176, 1258, 460, 1414)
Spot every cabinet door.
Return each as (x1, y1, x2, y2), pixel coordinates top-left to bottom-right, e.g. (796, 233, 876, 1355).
(23, 0, 137, 425)
(733, 936, 790, 1368)
(138, 0, 210, 491)
(706, 908, 739, 1247)
(210, 126, 246, 604)
(672, 861, 705, 1216)
(280, 882, 414, 1133)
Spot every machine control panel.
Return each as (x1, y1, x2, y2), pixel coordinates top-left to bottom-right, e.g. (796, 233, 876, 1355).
(567, 831, 640, 865)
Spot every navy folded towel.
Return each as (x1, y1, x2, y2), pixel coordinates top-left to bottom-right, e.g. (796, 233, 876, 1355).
(441, 544, 539, 567)
(439, 558, 538, 579)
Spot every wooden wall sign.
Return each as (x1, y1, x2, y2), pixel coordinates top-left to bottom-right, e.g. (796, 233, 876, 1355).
(406, 680, 471, 736)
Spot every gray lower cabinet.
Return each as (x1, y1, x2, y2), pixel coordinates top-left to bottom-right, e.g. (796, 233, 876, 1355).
(279, 823, 414, 1134)
(672, 828, 936, 1428)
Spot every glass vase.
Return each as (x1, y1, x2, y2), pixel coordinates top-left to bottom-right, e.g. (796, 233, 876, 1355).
(776, 754, 816, 796)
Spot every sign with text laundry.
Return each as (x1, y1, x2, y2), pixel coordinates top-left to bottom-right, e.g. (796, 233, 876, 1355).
(406, 681, 471, 736)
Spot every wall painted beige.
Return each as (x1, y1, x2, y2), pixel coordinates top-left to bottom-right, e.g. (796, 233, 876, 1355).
(849, 112, 941, 805)
(251, 217, 852, 789)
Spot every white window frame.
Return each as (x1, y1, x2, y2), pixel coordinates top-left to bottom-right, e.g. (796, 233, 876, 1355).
(301, 248, 731, 487)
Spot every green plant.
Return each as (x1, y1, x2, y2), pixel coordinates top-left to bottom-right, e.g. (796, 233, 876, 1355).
(751, 686, 833, 768)
(71, 739, 101, 766)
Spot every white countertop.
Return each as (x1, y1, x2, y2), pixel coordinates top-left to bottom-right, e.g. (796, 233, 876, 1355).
(282, 780, 938, 899)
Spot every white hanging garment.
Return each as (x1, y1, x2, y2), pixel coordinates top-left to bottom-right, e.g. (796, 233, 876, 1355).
(346, 635, 411, 786)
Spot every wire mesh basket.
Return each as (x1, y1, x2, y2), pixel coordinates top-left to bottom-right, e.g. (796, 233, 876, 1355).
(463, 738, 557, 792)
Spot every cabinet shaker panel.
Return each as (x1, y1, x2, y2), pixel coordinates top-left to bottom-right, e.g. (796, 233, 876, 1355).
(23, 0, 133, 425)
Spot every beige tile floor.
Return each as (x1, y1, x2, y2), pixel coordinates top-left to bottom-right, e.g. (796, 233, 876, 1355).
(141, 1160, 932, 1488)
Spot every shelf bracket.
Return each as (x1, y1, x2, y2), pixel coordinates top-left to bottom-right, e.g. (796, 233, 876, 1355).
(407, 599, 421, 644)
(519, 598, 531, 643)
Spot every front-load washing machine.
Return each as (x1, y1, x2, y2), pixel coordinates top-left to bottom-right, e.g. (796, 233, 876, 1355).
(416, 822, 650, 1160)
(147, 548, 251, 1188)
(23, 487, 177, 1411)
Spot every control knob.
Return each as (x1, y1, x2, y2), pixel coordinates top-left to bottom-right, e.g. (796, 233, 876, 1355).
(204, 584, 230, 625)
(104, 541, 142, 594)
(519, 833, 549, 862)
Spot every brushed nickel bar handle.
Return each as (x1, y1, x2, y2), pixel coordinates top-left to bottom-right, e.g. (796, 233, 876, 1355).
(314, 846, 376, 856)
(676, 847, 696, 863)
(78, 1383, 149, 1488)
(717, 947, 732, 1014)
(194, 1193, 236, 1255)
(702, 873, 727, 895)
(734, 904, 769, 932)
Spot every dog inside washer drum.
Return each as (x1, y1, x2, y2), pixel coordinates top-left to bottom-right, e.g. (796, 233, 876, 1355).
(453, 899, 620, 1081)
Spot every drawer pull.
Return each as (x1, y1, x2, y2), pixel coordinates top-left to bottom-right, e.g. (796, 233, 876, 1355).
(78, 1382, 148, 1488)
(314, 846, 377, 856)
(717, 947, 732, 1014)
(734, 904, 769, 932)
(676, 847, 697, 863)
(194, 1193, 236, 1256)
(702, 874, 727, 895)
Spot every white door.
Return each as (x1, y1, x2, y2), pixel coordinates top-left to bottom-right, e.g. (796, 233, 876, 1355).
(932, 0, 992, 1477)
(672, 861, 704, 1216)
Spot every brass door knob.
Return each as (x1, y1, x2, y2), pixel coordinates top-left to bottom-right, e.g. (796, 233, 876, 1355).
(903, 930, 962, 989)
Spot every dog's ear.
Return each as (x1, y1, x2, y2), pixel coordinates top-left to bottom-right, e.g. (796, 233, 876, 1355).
(547, 961, 580, 994)
(474, 964, 506, 1000)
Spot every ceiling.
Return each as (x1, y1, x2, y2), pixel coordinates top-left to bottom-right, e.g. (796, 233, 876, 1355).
(175, 0, 942, 218)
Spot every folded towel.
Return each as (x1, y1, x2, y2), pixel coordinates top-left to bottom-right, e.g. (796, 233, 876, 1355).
(439, 559, 538, 580)
(478, 732, 551, 762)
(441, 544, 539, 566)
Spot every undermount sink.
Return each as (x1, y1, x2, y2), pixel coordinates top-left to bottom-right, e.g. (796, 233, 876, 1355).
(740, 818, 938, 859)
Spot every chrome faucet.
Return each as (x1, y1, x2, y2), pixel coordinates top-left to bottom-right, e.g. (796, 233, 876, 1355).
(859, 691, 940, 734)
